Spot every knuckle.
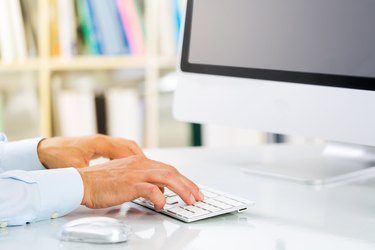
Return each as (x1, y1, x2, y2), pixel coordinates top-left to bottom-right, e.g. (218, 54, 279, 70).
(169, 165, 179, 174)
(132, 155, 146, 163)
(162, 164, 178, 174)
(128, 140, 143, 153)
(163, 169, 176, 179)
(127, 140, 137, 146)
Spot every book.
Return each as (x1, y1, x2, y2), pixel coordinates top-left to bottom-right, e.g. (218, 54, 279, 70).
(49, 0, 60, 56)
(20, 0, 38, 58)
(116, 0, 145, 55)
(159, 0, 177, 57)
(0, 0, 17, 63)
(56, 89, 97, 136)
(76, 0, 101, 55)
(90, 0, 129, 55)
(106, 88, 143, 145)
(57, 0, 77, 57)
(172, 0, 180, 44)
(9, 0, 27, 62)
(94, 92, 108, 134)
(175, 0, 187, 40)
(2, 77, 40, 140)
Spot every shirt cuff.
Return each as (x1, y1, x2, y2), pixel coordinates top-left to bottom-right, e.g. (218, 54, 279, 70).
(31, 168, 84, 222)
(1, 138, 45, 171)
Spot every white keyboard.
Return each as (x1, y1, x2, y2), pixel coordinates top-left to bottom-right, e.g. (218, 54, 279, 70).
(132, 186, 254, 223)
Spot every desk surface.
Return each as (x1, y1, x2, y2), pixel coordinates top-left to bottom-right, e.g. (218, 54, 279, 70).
(1, 145, 375, 250)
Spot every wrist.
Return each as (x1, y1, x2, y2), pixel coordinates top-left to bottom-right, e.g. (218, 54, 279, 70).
(37, 138, 49, 169)
(77, 168, 91, 207)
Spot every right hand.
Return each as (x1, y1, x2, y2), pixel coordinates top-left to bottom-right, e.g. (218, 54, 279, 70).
(77, 156, 204, 211)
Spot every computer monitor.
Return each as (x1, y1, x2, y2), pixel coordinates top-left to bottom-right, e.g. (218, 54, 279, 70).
(173, 0, 375, 185)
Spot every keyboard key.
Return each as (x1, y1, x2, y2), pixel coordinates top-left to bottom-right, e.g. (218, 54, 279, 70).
(136, 198, 154, 208)
(201, 190, 219, 198)
(166, 196, 181, 205)
(205, 199, 233, 210)
(163, 203, 177, 210)
(214, 196, 244, 207)
(167, 207, 196, 219)
(164, 195, 186, 210)
(164, 188, 176, 198)
(181, 211, 197, 219)
(166, 206, 187, 215)
(184, 205, 201, 213)
(191, 209, 210, 217)
(194, 202, 222, 212)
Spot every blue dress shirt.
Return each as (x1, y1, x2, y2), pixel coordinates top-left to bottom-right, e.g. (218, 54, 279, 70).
(0, 136, 84, 227)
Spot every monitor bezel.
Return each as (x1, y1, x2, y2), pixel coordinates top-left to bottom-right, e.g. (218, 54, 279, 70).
(180, 0, 375, 91)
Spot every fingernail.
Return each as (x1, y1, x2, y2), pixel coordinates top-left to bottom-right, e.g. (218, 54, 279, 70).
(189, 194, 196, 204)
(198, 191, 204, 201)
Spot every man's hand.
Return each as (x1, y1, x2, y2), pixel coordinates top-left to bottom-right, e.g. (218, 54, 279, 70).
(37, 134, 144, 169)
(78, 156, 204, 210)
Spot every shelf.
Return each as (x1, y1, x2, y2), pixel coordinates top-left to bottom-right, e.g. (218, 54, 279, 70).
(0, 55, 176, 72)
(48, 55, 147, 71)
(0, 59, 40, 72)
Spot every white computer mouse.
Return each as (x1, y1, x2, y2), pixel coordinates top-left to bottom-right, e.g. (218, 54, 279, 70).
(58, 216, 131, 244)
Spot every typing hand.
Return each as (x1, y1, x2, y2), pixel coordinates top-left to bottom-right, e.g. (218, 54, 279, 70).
(77, 156, 204, 210)
(37, 134, 144, 169)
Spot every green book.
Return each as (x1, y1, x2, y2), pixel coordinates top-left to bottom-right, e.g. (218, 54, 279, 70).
(76, 0, 100, 54)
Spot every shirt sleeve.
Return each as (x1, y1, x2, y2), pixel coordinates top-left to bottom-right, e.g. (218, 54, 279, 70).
(0, 137, 46, 172)
(0, 168, 84, 226)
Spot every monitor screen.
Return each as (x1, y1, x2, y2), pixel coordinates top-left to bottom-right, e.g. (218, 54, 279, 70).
(181, 0, 375, 90)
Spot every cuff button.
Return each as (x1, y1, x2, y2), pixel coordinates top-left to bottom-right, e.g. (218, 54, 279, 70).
(51, 212, 59, 219)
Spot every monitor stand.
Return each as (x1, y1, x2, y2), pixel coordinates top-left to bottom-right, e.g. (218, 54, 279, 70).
(242, 142, 375, 186)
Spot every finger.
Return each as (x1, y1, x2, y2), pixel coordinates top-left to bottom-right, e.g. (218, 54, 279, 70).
(147, 161, 204, 202)
(144, 169, 200, 205)
(134, 183, 166, 211)
(174, 173, 204, 202)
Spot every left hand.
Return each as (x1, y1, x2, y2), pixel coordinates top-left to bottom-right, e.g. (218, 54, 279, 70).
(37, 134, 145, 169)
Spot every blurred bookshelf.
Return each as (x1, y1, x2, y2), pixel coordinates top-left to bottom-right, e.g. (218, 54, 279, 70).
(0, 0, 185, 148)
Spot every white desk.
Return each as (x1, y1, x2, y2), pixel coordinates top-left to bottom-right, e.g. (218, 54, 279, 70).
(1, 145, 375, 250)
